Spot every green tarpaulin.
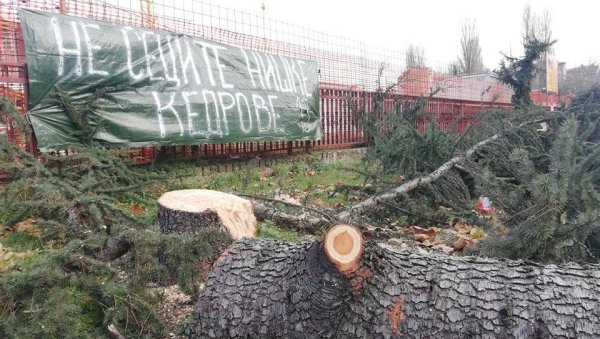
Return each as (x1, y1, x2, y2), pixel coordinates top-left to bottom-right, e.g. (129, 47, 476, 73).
(19, 9, 321, 151)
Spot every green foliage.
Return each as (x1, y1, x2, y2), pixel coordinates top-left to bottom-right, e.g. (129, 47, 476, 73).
(0, 88, 235, 337)
(258, 221, 305, 242)
(359, 78, 455, 179)
(418, 88, 600, 263)
(53, 85, 131, 146)
(0, 245, 166, 338)
(176, 314, 194, 336)
(0, 136, 152, 236)
(0, 140, 231, 337)
(570, 86, 600, 113)
(120, 228, 231, 296)
(355, 74, 472, 225)
(0, 97, 30, 137)
(0, 159, 235, 334)
(356, 67, 600, 263)
(495, 38, 554, 107)
(0, 226, 230, 337)
(3, 231, 43, 251)
(363, 107, 455, 178)
(479, 112, 600, 262)
(568, 86, 600, 144)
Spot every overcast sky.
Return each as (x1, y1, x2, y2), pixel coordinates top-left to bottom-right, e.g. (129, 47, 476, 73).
(213, 0, 599, 70)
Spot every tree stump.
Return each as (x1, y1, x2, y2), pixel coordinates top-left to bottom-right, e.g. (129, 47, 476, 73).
(191, 225, 600, 338)
(157, 189, 257, 239)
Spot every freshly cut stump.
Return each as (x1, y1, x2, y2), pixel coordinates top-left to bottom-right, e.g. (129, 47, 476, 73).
(157, 189, 257, 239)
(191, 225, 600, 338)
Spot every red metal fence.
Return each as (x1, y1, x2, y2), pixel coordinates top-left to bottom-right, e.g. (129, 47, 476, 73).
(0, 0, 546, 164)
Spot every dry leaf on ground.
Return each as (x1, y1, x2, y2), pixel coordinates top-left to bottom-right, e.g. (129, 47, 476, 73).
(131, 203, 146, 215)
(470, 227, 487, 239)
(454, 220, 473, 234)
(453, 237, 475, 251)
(405, 226, 437, 243)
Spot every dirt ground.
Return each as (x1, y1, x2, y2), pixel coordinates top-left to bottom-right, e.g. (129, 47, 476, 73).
(155, 284, 201, 338)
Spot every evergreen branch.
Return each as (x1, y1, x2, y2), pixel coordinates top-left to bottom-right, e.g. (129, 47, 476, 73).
(338, 116, 555, 222)
(449, 123, 474, 156)
(0, 97, 31, 137)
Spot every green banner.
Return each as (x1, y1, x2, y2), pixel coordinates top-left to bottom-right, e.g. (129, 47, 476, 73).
(19, 9, 321, 151)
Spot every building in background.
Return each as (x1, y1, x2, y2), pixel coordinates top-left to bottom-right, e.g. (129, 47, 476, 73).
(562, 63, 600, 95)
(532, 52, 560, 94)
(529, 53, 573, 110)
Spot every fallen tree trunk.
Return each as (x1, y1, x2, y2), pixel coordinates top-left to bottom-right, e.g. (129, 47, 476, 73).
(191, 225, 600, 338)
(157, 189, 257, 239)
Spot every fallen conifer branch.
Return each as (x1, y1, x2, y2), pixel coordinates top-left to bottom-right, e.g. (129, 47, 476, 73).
(336, 117, 553, 222)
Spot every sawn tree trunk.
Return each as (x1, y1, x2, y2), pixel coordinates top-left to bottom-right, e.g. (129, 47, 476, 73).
(157, 189, 257, 239)
(190, 225, 599, 338)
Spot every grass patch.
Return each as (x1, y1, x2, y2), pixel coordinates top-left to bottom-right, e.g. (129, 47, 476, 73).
(258, 221, 307, 242)
(3, 231, 43, 251)
(136, 151, 365, 211)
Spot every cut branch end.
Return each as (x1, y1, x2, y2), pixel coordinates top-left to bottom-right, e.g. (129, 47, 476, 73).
(323, 224, 364, 273)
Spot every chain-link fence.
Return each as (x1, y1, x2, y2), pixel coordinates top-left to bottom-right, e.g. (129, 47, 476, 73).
(1, 0, 513, 163)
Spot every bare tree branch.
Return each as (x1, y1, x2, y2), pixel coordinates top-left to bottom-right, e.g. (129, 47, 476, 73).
(405, 44, 426, 69)
(458, 19, 484, 74)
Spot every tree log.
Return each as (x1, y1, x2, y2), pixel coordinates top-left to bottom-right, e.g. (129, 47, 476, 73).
(191, 225, 600, 338)
(157, 189, 257, 239)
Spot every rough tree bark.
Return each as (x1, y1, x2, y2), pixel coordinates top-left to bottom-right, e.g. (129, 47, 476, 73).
(191, 226, 599, 338)
(251, 201, 329, 231)
(158, 189, 257, 239)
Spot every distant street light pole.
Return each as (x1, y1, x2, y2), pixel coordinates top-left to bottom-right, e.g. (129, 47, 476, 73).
(481, 85, 491, 108)
(141, 0, 154, 29)
(261, 2, 266, 50)
(261, 2, 266, 39)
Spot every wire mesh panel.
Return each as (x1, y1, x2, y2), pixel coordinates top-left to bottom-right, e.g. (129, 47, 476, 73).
(1, 0, 29, 149)
(1, 0, 517, 163)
